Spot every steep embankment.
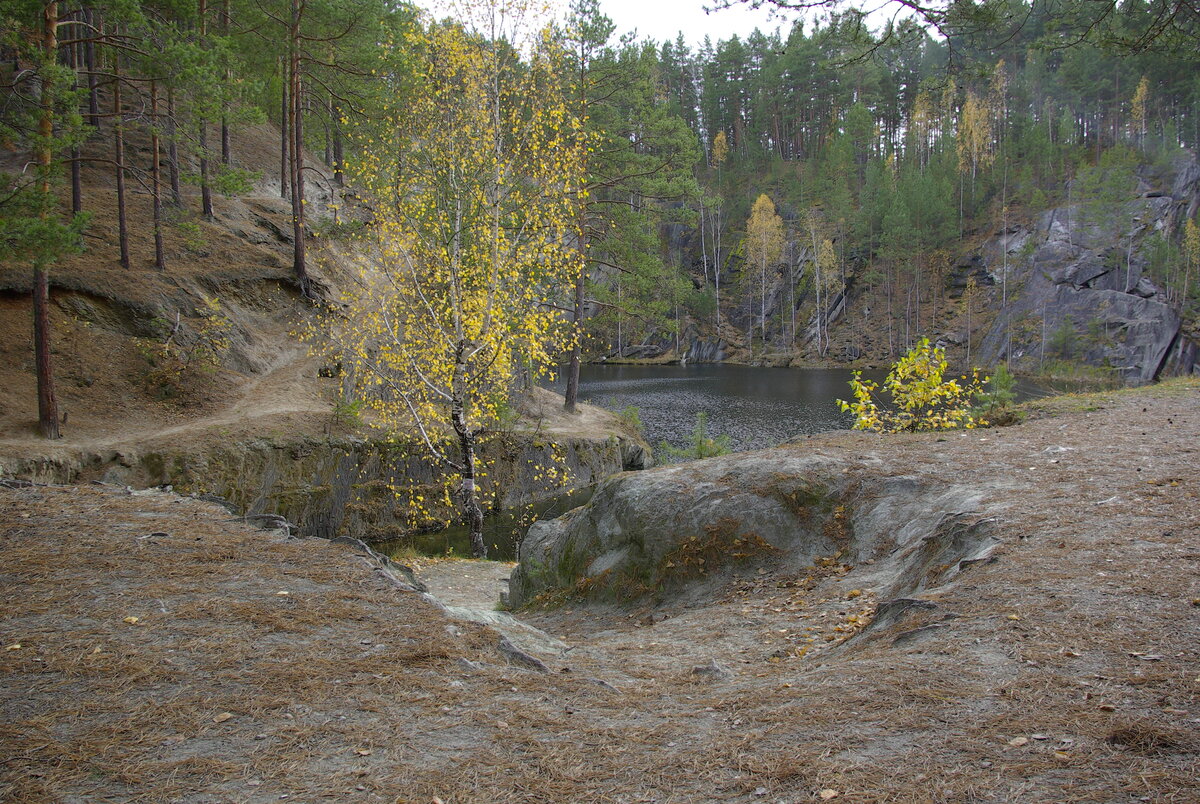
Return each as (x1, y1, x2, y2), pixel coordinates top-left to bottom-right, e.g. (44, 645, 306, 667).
(0, 117, 337, 445)
(0, 119, 646, 542)
(3, 381, 1197, 802)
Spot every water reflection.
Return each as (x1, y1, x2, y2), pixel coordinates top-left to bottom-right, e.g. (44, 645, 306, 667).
(549, 363, 1051, 454)
(549, 364, 881, 453)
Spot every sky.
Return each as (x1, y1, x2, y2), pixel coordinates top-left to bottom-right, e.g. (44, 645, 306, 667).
(598, 0, 792, 45)
(414, 0, 799, 46)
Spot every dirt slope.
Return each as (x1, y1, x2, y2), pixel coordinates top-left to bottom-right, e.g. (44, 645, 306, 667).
(0, 113, 347, 454)
(3, 381, 1198, 803)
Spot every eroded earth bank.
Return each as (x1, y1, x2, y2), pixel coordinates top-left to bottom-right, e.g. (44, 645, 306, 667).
(2, 382, 1199, 803)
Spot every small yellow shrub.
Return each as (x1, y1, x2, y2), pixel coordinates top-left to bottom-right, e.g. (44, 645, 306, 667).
(838, 338, 987, 432)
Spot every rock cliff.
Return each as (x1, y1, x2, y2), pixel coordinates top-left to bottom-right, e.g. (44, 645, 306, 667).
(973, 156, 1200, 381)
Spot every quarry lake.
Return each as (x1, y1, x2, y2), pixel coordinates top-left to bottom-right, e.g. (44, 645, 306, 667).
(551, 363, 880, 453)
(552, 363, 1057, 453)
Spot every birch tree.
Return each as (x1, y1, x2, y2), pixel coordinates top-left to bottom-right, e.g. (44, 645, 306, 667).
(745, 193, 783, 346)
(326, 3, 582, 558)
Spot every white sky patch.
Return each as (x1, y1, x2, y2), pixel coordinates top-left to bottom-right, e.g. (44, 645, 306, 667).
(599, 0, 790, 46)
(412, 0, 796, 46)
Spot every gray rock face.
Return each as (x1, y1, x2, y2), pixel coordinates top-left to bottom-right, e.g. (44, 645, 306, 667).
(974, 158, 1200, 382)
(508, 448, 998, 608)
(1, 430, 646, 544)
(683, 337, 728, 363)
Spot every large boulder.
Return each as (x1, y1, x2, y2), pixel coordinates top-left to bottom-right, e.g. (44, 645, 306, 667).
(509, 448, 998, 608)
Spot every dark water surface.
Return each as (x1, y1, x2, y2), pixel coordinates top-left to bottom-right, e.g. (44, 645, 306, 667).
(550, 363, 1052, 453)
(550, 364, 881, 453)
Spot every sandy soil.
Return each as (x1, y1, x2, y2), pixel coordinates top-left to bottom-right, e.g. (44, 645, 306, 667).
(2, 383, 1198, 804)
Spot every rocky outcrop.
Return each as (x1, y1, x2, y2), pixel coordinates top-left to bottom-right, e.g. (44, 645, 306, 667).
(3, 429, 649, 544)
(975, 156, 1200, 382)
(509, 448, 998, 607)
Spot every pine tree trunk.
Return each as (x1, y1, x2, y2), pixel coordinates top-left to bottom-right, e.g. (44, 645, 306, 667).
(167, 87, 181, 206)
(280, 57, 289, 200)
(84, 8, 99, 126)
(289, 2, 309, 297)
(70, 147, 81, 213)
(34, 1, 61, 439)
(332, 107, 344, 187)
(220, 0, 231, 165)
(33, 264, 59, 439)
(198, 121, 213, 217)
(323, 96, 332, 166)
(113, 44, 129, 270)
(198, 0, 213, 218)
(151, 79, 165, 270)
(64, 18, 81, 213)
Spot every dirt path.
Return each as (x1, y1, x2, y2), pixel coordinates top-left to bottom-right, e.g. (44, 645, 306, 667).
(2, 382, 1198, 803)
(414, 557, 515, 610)
(0, 341, 331, 461)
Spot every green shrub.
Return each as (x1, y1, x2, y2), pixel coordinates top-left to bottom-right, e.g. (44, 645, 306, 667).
(658, 411, 731, 461)
(617, 405, 644, 437)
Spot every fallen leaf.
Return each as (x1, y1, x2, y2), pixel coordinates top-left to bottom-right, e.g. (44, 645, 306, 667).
(123, 616, 139, 624)
(1098, 704, 1116, 712)
(1054, 751, 1070, 760)
(819, 790, 840, 800)
(1008, 737, 1029, 747)
(355, 749, 373, 756)
(212, 712, 233, 723)
(1007, 614, 1021, 621)
(4, 643, 20, 651)
(90, 646, 102, 654)
(846, 589, 862, 599)
(1031, 733, 1049, 740)
(276, 591, 290, 596)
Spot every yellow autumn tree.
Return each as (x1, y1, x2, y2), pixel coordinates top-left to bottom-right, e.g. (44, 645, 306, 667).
(1130, 75, 1149, 148)
(803, 209, 840, 356)
(816, 236, 840, 356)
(839, 338, 988, 433)
(745, 193, 784, 345)
(957, 89, 993, 188)
(1184, 218, 1200, 310)
(911, 90, 934, 169)
(712, 130, 729, 169)
(325, 2, 584, 558)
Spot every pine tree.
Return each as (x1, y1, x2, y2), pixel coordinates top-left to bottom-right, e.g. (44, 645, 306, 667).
(0, 0, 89, 438)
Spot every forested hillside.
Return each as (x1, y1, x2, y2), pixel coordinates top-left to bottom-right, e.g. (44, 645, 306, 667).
(3, 0, 1199, 447)
(586, 2, 1200, 376)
